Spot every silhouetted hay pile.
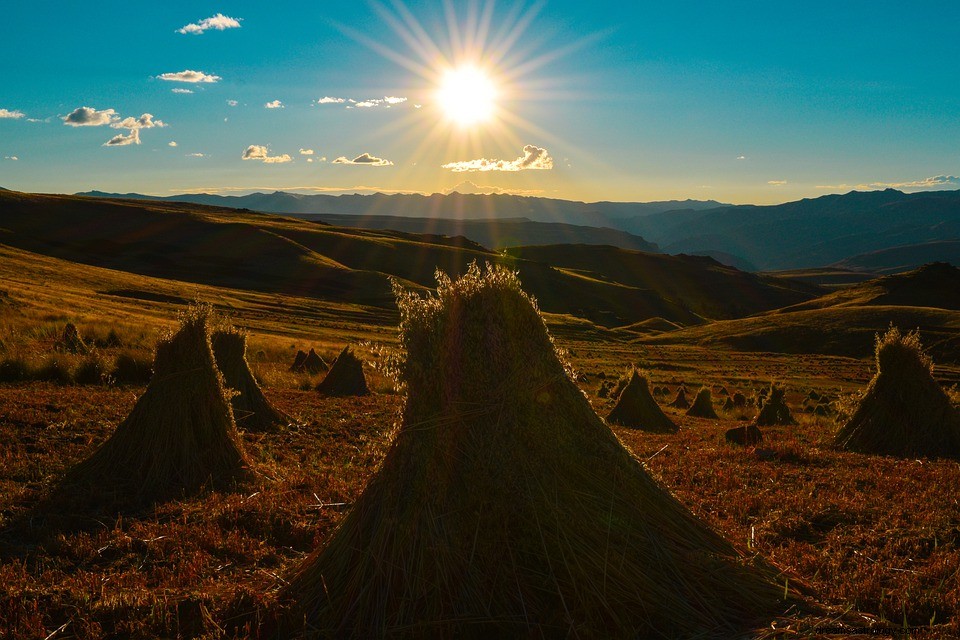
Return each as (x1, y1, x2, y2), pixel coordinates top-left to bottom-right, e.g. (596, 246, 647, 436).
(212, 328, 291, 432)
(289, 350, 308, 372)
(607, 369, 678, 433)
(284, 264, 790, 638)
(723, 396, 735, 411)
(835, 327, 960, 458)
(687, 387, 719, 419)
(669, 386, 690, 409)
(755, 385, 796, 426)
(55, 323, 88, 354)
(316, 346, 368, 396)
(303, 348, 328, 374)
(733, 392, 747, 407)
(63, 307, 252, 502)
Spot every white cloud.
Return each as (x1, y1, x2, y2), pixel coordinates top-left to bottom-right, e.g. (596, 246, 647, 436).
(442, 145, 553, 172)
(172, 88, 194, 94)
(186, 153, 206, 157)
(737, 155, 746, 160)
(355, 100, 381, 108)
(317, 96, 346, 104)
(817, 175, 960, 191)
(157, 70, 221, 83)
(0, 108, 25, 119)
(177, 13, 242, 35)
(264, 100, 284, 109)
(383, 96, 407, 104)
(299, 148, 314, 155)
(306, 158, 313, 163)
(103, 129, 140, 146)
(111, 113, 165, 130)
(62, 106, 117, 127)
(332, 152, 393, 166)
(3, 155, 18, 161)
(168, 141, 178, 147)
(227, 99, 238, 107)
(767, 180, 787, 186)
(241, 144, 292, 164)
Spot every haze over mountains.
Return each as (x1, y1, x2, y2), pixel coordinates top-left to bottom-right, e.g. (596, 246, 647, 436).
(74, 187, 960, 272)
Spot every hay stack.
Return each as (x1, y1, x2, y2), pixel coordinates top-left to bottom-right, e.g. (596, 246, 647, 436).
(835, 327, 960, 457)
(723, 396, 735, 411)
(55, 323, 89, 354)
(732, 392, 747, 407)
(687, 387, 719, 419)
(303, 348, 328, 374)
(212, 328, 291, 432)
(316, 346, 368, 396)
(63, 307, 252, 502)
(289, 350, 308, 372)
(606, 369, 678, 433)
(755, 384, 796, 426)
(668, 386, 690, 409)
(284, 264, 789, 637)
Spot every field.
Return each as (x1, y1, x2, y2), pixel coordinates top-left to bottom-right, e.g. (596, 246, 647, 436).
(2, 197, 960, 638)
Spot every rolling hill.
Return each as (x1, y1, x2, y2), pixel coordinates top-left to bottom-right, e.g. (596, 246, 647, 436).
(833, 240, 960, 274)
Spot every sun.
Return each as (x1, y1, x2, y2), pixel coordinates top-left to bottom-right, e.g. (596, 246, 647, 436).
(437, 66, 497, 126)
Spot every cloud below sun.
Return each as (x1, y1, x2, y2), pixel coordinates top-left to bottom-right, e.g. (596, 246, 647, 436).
(442, 145, 554, 173)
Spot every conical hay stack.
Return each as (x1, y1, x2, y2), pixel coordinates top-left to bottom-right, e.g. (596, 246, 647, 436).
(835, 327, 960, 457)
(212, 328, 291, 432)
(284, 264, 789, 638)
(289, 349, 308, 372)
(733, 391, 747, 407)
(303, 348, 328, 374)
(755, 384, 796, 426)
(723, 396, 735, 411)
(606, 369, 678, 433)
(315, 346, 368, 396)
(687, 387, 720, 419)
(668, 386, 690, 409)
(55, 323, 89, 354)
(63, 307, 252, 502)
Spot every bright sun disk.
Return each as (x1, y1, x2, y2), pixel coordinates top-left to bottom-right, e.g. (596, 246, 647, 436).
(437, 66, 497, 125)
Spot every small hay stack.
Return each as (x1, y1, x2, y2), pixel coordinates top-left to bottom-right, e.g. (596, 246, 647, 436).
(755, 384, 796, 426)
(212, 328, 291, 432)
(687, 387, 719, 419)
(732, 392, 747, 407)
(55, 323, 89, 354)
(835, 327, 960, 458)
(722, 396, 735, 411)
(303, 348, 328, 374)
(288, 350, 308, 372)
(669, 386, 690, 409)
(316, 346, 368, 396)
(283, 264, 790, 638)
(606, 369, 678, 433)
(63, 307, 252, 502)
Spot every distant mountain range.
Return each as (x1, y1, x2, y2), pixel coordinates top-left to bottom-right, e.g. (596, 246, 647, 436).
(73, 187, 960, 271)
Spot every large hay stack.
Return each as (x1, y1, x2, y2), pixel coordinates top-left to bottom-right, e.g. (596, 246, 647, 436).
(835, 327, 960, 458)
(315, 346, 368, 396)
(211, 328, 291, 432)
(687, 387, 719, 419)
(606, 369, 678, 433)
(63, 307, 252, 502)
(284, 264, 789, 638)
(755, 384, 796, 426)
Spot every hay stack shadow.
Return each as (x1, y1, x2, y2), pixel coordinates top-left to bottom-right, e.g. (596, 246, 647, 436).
(606, 369, 678, 433)
(835, 327, 960, 458)
(315, 346, 368, 396)
(212, 327, 292, 432)
(281, 263, 796, 638)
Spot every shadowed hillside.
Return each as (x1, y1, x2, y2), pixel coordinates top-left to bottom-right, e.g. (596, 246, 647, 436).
(833, 240, 960, 274)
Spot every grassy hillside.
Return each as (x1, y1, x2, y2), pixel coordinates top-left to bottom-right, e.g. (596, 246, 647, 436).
(833, 239, 960, 274)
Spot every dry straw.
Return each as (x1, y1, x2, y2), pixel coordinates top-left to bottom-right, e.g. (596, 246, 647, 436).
(303, 348, 328, 374)
(212, 327, 291, 432)
(55, 323, 89, 354)
(687, 387, 719, 419)
(316, 346, 368, 396)
(835, 327, 960, 458)
(284, 263, 791, 638)
(289, 350, 308, 372)
(63, 305, 252, 503)
(607, 368, 678, 433)
(669, 386, 690, 409)
(755, 384, 796, 426)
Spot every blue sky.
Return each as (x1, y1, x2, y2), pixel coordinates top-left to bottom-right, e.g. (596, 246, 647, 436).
(1, 1, 959, 204)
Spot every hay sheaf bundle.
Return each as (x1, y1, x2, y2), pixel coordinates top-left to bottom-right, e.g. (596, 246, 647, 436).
(687, 387, 719, 419)
(303, 348, 328, 374)
(63, 307, 252, 502)
(668, 386, 690, 409)
(284, 263, 790, 638)
(755, 384, 796, 426)
(212, 328, 291, 432)
(55, 323, 89, 354)
(835, 327, 960, 458)
(606, 369, 678, 433)
(315, 346, 368, 396)
(289, 350, 308, 372)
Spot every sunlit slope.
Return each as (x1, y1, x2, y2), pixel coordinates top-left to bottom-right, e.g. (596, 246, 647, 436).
(504, 244, 820, 320)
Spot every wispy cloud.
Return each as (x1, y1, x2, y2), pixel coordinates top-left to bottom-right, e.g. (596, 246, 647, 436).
(171, 88, 194, 94)
(226, 100, 238, 107)
(317, 96, 346, 104)
(264, 100, 284, 109)
(299, 148, 314, 155)
(62, 106, 118, 127)
(177, 13, 242, 35)
(157, 70, 221, 83)
(332, 153, 393, 166)
(3, 156, 18, 161)
(330, 96, 408, 109)
(737, 155, 747, 160)
(241, 144, 292, 164)
(111, 113, 165, 130)
(0, 108, 25, 119)
(103, 130, 140, 146)
(816, 175, 960, 191)
(186, 153, 206, 158)
(442, 145, 553, 172)
(168, 141, 178, 147)
(767, 180, 787, 186)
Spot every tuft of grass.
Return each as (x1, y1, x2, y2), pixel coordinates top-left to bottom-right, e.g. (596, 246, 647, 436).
(111, 351, 153, 385)
(34, 355, 74, 385)
(74, 351, 111, 385)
